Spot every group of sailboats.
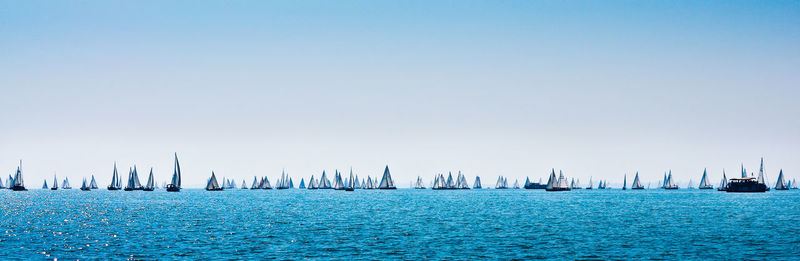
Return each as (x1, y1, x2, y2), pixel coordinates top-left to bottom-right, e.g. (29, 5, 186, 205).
(431, 171, 472, 190)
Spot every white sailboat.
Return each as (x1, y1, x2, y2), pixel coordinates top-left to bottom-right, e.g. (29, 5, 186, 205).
(89, 175, 98, 189)
(345, 170, 355, 191)
(206, 171, 222, 191)
(166, 153, 182, 192)
(108, 162, 121, 190)
(143, 168, 155, 191)
(622, 174, 627, 190)
(307, 175, 318, 189)
(664, 170, 678, 189)
(699, 168, 713, 189)
(62, 177, 72, 189)
(51, 174, 59, 190)
(717, 169, 728, 191)
(80, 178, 90, 191)
(495, 175, 506, 189)
(473, 176, 482, 189)
(631, 172, 644, 189)
(378, 165, 396, 189)
(775, 169, 788, 190)
(318, 171, 332, 189)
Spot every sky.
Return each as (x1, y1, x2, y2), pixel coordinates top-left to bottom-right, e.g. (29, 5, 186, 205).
(1, 1, 799, 188)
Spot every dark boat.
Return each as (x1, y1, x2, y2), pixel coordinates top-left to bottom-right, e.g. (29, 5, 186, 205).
(51, 174, 58, 190)
(11, 160, 27, 191)
(726, 177, 767, 193)
(166, 153, 182, 192)
(80, 178, 91, 191)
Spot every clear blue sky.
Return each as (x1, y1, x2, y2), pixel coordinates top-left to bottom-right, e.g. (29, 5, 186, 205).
(1, 1, 798, 188)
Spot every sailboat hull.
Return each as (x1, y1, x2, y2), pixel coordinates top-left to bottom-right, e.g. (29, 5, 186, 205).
(698, 186, 714, 189)
(80, 188, 90, 191)
(379, 187, 397, 190)
(50, 188, 57, 190)
(11, 186, 27, 191)
(142, 188, 154, 191)
(166, 185, 180, 192)
(545, 187, 571, 192)
(345, 188, 354, 191)
(107, 187, 120, 191)
(631, 187, 645, 190)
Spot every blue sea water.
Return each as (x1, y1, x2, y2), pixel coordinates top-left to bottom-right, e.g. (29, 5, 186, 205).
(1, 189, 799, 260)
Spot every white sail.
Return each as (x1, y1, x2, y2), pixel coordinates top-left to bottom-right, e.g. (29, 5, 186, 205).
(206, 171, 221, 190)
(495, 175, 505, 189)
(775, 169, 787, 190)
(90, 175, 98, 189)
(513, 179, 520, 189)
(631, 172, 643, 189)
(110, 162, 119, 189)
(319, 171, 332, 189)
(586, 177, 593, 189)
(169, 153, 182, 189)
(545, 169, 557, 190)
(757, 157, 766, 185)
(473, 176, 482, 189)
(665, 170, 677, 189)
(378, 165, 395, 189)
(145, 168, 155, 190)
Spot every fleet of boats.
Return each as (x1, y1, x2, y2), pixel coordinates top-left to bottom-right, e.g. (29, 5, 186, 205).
(4, 156, 797, 193)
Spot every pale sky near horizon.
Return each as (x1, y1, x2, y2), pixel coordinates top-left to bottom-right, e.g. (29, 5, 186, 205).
(1, 1, 798, 188)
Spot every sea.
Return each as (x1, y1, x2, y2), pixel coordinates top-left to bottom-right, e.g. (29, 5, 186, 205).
(2, 189, 799, 260)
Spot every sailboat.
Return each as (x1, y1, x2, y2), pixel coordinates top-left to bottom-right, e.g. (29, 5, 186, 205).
(687, 179, 695, 189)
(333, 170, 345, 190)
(585, 177, 593, 190)
(622, 174, 627, 190)
(40, 179, 47, 189)
(143, 168, 155, 191)
(545, 169, 570, 191)
(318, 171, 332, 189)
(414, 176, 425, 189)
(241, 180, 247, 189)
(774, 169, 788, 190)
(698, 168, 713, 189)
(299, 178, 306, 189)
(62, 177, 72, 189)
(791, 179, 798, 189)
(664, 170, 678, 190)
(473, 176, 482, 189)
(51, 174, 58, 190)
(717, 169, 728, 191)
(108, 162, 122, 190)
(513, 179, 520, 189)
(11, 160, 26, 191)
(89, 175, 99, 189)
(345, 170, 355, 191)
(307, 175, 318, 189)
(124, 166, 143, 191)
(378, 165, 396, 189)
(495, 176, 506, 189)
(166, 153, 182, 192)
(80, 178, 90, 191)
(631, 172, 644, 190)
(206, 171, 223, 191)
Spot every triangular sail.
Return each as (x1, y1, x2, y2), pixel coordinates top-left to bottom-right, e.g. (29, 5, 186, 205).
(775, 169, 787, 190)
(169, 153, 182, 189)
(545, 169, 557, 190)
(378, 166, 395, 189)
(206, 171, 221, 190)
(299, 178, 306, 189)
(90, 175, 98, 189)
(473, 176, 482, 189)
(631, 172, 643, 189)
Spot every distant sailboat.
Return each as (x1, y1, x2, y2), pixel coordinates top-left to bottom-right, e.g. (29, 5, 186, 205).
(124, 166, 141, 191)
(318, 171, 332, 189)
(166, 153, 182, 192)
(62, 177, 72, 189)
(307, 175, 318, 189)
(345, 170, 355, 191)
(333, 170, 345, 190)
(51, 174, 58, 190)
(513, 179, 520, 189)
(631, 172, 644, 190)
(495, 175, 506, 189)
(80, 178, 90, 191)
(717, 169, 728, 191)
(90, 175, 99, 189)
(698, 168, 713, 189)
(622, 174, 627, 190)
(241, 180, 248, 189)
(473, 176, 482, 189)
(414, 176, 425, 189)
(11, 160, 26, 191)
(378, 165, 396, 189)
(108, 162, 121, 190)
(143, 168, 155, 191)
(586, 177, 593, 190)
(545, 169, 570, 191)
(774, 169, 788, 190)
(664, 170, 678, 190)
(206, 171, 223, 191)
(299, 178, 306, 189)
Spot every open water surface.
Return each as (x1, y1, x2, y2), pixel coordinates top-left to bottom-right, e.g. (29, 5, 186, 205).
(1, 189, 799, 260)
